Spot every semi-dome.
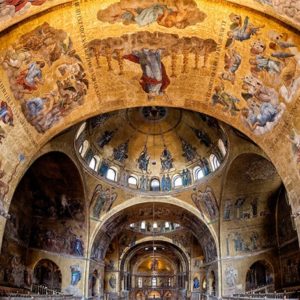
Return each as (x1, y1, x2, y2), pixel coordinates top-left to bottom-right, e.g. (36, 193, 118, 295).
(75, 107, 228, 193)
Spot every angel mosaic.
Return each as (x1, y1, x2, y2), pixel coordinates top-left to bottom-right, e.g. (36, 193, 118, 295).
(91, 184, 118, 219)
(241, 75, 285, 131)
(191, 186, 219, 220)
(226, 14, 264, 48)
(221, 48, 242, 84)
(97, 0, 206, 29)
(1, 22, 88, 133)
(211, 83, 240, 116)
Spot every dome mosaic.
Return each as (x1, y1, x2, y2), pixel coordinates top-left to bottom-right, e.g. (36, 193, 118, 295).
(75, 107, 228, 193)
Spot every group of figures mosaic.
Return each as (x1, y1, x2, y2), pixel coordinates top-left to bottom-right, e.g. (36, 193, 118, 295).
(77, 113, 223, 194)
(223, 192, 276, 256)
(225, 230, 275, 256)
(213, 13, 300, 136)
(0, 254, 82, 295)
(93, 115, 215, 174)
(3, 191, 86, 258)
(30, 222, 85, 256)
(0, 22, 88, 133)
(88, 30, 217, 100)
(223, 197, 263, 221)
(97, 0, 206, 29)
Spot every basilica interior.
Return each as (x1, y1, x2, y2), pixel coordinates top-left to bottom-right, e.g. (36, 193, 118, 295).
(0, 1, 300, 300)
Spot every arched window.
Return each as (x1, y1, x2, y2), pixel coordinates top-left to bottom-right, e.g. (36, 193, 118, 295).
(194, 166, 205, 180)
(152, 277, 157, 287)
(33, 259, 62, 291)
(94, 155, 101, 171)
(218, 139, 227, 157)
(89, 157, 97, 170)
(173, 175, 183, 188)
(98, 160, 109, 177)
(85, 148, 94, 164)
(106, 168, 116, 181)
(246, 260, 273, 291)
(128, 176, 138, 186)
(79, 144, 83, 154)
(209, 154, 220, 171)
(140, 221, 146, 230)
(196, 168, 205, 180)
(150, 178, 160, 191)
(80, 140, 89, 157)
(75, 122, 86, 140)
(138, 277, 143, 288)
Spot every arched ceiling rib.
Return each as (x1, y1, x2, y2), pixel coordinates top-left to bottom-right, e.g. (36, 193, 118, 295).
(91, 202, 217, 264)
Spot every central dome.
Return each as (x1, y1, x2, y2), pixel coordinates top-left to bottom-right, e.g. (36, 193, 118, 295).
(75, 107, 227, 193)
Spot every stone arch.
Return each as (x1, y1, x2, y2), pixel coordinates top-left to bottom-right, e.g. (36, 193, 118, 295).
(136, 290, 146, 300)
(122, 241, 189, 280)
(208, 270, 217, 296)
(119, 236, 190, 265)
(245, 259, 274, 291)
(90, 196, 219, 252)
(88, 198, 219, 296)
(33, 259, 62, 291)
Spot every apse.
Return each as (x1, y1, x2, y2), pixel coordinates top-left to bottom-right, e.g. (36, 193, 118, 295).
(89, 199, 218, 299)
